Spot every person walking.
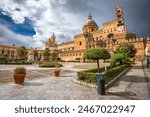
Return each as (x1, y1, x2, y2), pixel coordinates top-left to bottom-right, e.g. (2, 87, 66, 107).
(145, 43, 150, 68)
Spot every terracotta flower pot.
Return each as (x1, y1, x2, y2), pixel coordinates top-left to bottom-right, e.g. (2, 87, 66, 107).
(54, 70, 60, 77)
(13, 73, 26, 84)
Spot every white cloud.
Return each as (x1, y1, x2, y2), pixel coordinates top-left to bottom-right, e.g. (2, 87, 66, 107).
(0, 24, 44, 49)
(0, 0, 82, 49)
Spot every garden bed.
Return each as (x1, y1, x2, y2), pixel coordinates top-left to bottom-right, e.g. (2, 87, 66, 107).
(39, 61, 62, 67)
(76, 64, 131, 87)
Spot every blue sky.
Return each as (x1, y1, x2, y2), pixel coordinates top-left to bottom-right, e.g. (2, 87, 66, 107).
(0, 12, 35, 36)
(0, 0, 150, 49)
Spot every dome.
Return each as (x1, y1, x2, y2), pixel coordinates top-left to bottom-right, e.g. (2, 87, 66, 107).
(82, 13, 98, 32)
(84, 14, 98, 27)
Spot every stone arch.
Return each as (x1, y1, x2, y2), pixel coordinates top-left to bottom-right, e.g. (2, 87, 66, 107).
(107, 33, 116, 43)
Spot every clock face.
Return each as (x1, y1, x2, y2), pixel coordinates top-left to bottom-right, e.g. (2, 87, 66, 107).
(118, 26, 124, 31)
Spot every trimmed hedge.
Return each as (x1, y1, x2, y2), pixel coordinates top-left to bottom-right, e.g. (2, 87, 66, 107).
(104, 64, 130, 84)
(77, 64, 130, 85)
(0, 61, 32, 65)
(39, 61, 62, 67)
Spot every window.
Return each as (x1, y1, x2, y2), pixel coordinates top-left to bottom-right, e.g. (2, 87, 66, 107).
(107, 29, 109, 33)
(79, 42, 82, 46)
(111, 28, 112, 32)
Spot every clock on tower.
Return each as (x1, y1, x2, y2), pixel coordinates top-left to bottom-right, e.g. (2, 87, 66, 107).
(118, 25, 124, 32)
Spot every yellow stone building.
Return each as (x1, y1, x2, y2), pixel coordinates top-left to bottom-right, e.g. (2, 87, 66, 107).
(46, 5, 150, 61)
(0, 44, 44, 62)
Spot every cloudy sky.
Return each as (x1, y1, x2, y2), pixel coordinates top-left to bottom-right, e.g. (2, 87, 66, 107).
(0, 0, 149, 49)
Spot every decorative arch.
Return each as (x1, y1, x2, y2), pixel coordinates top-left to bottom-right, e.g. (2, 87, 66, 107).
(107, 33, 116, 43)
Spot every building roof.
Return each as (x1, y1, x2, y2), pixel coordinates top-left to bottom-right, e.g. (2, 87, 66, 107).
(84, 13, 98, 27)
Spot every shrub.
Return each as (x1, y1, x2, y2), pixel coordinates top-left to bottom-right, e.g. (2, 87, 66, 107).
(77, 66, 110, 84)
(39, 61, 62, 67)
(104, 64, 130, 83)
(110, 53, 131, 67)
(14, 67, 26, 74)
(115, 43, 137, 58)
(0, 61, 32, 65)
(77, 64, 130, 85)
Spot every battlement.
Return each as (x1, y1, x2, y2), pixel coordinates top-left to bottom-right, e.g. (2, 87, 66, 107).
(126, 37, 150, 42)
(102, 19, 117, 26)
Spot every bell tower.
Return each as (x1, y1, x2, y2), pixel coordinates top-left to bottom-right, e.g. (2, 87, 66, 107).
(116, 5, 124, 26)
(115, 5, 127, 33)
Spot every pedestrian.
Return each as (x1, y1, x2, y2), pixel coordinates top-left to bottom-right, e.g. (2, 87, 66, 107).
(145, 43, 150, 68)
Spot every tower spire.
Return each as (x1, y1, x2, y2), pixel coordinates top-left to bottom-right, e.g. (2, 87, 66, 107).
(88, 12, 92, 19)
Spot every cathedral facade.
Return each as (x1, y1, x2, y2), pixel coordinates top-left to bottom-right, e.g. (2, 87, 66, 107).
(46, 5, 150, 62)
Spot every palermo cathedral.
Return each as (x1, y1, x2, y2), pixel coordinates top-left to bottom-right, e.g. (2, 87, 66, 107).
(1, 5, 150, 62)
(45, 5, 150, 62)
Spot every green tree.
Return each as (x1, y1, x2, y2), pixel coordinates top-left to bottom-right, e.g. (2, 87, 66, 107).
(0, 54, 9, 63)
(111, 53, 130, 67)
(51, 52, 58, 61)
(16, 46, 28, 61)
(84, 48, 111, 72)
(44, 48, 51, 61)
(115, 43, 137, 58)
(102, 48, 111, 62)
(33, 50, 39, 61)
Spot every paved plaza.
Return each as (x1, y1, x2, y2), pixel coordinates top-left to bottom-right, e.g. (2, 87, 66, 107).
(0, 62, 150, 100)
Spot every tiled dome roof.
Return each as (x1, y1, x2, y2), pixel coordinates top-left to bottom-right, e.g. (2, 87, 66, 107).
(84, 14, 98, 27)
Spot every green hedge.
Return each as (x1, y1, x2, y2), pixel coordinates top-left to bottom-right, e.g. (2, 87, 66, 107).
(0, 61, 32, 65)
(77, 64, 130, 85)
(104, 64, 130, 84)
(39, 61, 62, 67)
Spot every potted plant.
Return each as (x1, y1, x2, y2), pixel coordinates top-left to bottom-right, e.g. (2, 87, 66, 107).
(13, 67, 26, 84)
(54, 66, 61, 77)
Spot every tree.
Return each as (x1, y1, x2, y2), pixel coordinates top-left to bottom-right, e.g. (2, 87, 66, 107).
(0, 54, 9, 63)
(102, 48, 111, 62)
(115, 43, 137, 58)
(44, 48, 51, 61)
(110, 53, 130, 67)
(84, 48, 111, 72)
(33, 50, 39, 61)
(16, 46, 28, 61)
(51, 52, 58, 61)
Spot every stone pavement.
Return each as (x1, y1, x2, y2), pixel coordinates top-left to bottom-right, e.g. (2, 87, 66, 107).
(107, 62, 150, 100)
(0, 62, 150, 100)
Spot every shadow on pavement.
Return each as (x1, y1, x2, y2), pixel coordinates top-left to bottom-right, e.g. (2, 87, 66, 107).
(24, 82, 44, 86)
(121, 75, 149, 83)
(107, 91, 138, 100)
(131, 65, 142, 70)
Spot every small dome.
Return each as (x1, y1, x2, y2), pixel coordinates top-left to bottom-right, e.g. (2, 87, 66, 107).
(82, 13, 99, 32)
(84, 14, 98, 27)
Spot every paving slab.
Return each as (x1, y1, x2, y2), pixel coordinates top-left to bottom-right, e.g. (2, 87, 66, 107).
(0, 62, 150, 100)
